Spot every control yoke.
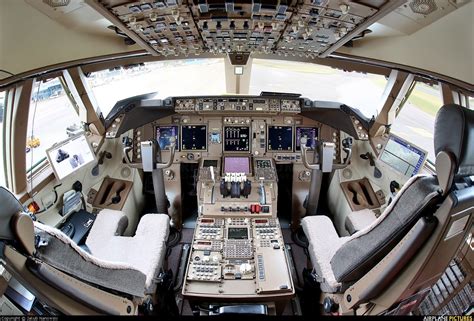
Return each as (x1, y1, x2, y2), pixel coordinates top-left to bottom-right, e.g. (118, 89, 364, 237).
(156, 136, 176, 169)
(123, 137, 176, 170)
(300, 137, 319, 170)
(299, 137, 352, 171)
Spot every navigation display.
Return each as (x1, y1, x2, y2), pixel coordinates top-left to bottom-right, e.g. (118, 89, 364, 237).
(181, 125, 207, 151)
(228, 227, 248, 239)
(295, 127, 318, 150)
(224, 156, 251, 174)
(379, 135, 427, 177)
(267, 126, 293, 151)
(156, 125, 178, 150)
(46, 134, 96, 181)
(224, 126, 250, 152)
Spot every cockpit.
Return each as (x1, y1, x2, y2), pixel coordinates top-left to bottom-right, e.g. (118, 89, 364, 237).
(0, 0, 473, 317)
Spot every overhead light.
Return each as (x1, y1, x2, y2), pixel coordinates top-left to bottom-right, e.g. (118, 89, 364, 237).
(42, 0, 70, 7)
(409, 0, 438, 15)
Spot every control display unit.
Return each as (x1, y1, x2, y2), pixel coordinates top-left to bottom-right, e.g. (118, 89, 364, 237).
(379, 134, 427, 177)
(267, 126, 293, 151)
(156, 125, 178, 150)
(46, 134, 96, 181)
(224, 126, 250, 152)
(227, 227, 249, 239)
(295, 127, 318, 150)
(223, 156, 251, 175)
(181, 125, 207, 151)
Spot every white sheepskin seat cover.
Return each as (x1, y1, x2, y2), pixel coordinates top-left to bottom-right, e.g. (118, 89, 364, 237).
(345, 209, 378, 234)
(86, 209, 170, 293)
(301, 215, 349, 292)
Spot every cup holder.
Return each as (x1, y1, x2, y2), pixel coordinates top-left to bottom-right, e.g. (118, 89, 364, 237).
(341, 178, 380, 211)
(92, 177, 133, 210)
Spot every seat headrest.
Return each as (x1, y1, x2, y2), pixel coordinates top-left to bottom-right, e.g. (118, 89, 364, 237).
(0, 186, 24, 240)
(435, 104, 474, 177)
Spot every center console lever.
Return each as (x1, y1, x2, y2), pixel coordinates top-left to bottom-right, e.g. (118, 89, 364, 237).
(231, 182, 241, 198)
(258, 180, 266, 205)
(241, 180, 252, 198)
(220, 179, 230, 198)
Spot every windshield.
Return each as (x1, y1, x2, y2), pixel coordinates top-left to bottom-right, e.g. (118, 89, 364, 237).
(249, 59, 388, 119)
(87, 58, 387, 119)
(86, 59, 226, 117)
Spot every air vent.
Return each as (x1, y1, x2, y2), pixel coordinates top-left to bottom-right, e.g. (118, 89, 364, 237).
(42, 0, 70, 8)
(409, 0, 438, 15)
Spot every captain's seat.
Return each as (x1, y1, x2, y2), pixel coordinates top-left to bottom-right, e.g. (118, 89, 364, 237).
(0, 187, 169, 314)
(302, 104, 474, 295)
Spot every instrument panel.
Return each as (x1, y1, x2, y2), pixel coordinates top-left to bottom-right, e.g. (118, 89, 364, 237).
(120, 95, 363, 165)
(131, 115, 342, 164)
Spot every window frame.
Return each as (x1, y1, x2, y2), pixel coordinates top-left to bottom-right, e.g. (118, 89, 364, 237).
(26, 75, 82, 181)
(0, 90, 7, 187)
(390, 77, 445, 165)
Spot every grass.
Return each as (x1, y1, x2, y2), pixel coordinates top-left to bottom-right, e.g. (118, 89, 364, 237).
(369, 78, 442, 117)
(253, 59, 336, 74)
(407, 85, 443, 117)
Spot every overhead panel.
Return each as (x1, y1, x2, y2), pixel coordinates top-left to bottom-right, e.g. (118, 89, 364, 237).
(86, 0, 406, 58)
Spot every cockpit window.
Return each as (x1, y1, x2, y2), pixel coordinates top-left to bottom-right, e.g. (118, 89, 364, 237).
(249, 59, 388, 119)
(26, 77, 82, 173)
(390, 82, 443, 163)
(86, 58, 226, 118)
(0, 91, 5, 187)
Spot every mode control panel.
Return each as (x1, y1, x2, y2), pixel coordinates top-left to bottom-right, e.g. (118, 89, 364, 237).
(174, 97, 301, 115)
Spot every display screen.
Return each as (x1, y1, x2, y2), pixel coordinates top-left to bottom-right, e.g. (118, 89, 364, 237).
(379, 135, 427, 177)
(203, 160, 218, 167)
(228, 228, 248, 239)
(224, 156, 250, 174)
(46, 134, 96, 181)
(267, 126, 293, 151)
(295, 127, 318, 150)
(181, 125, 207, 151)
(224, 126, 250, 152)
(156, 125, 178, 150)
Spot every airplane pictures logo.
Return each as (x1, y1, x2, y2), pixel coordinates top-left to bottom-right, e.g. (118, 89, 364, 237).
(424, 316, 472, 321)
